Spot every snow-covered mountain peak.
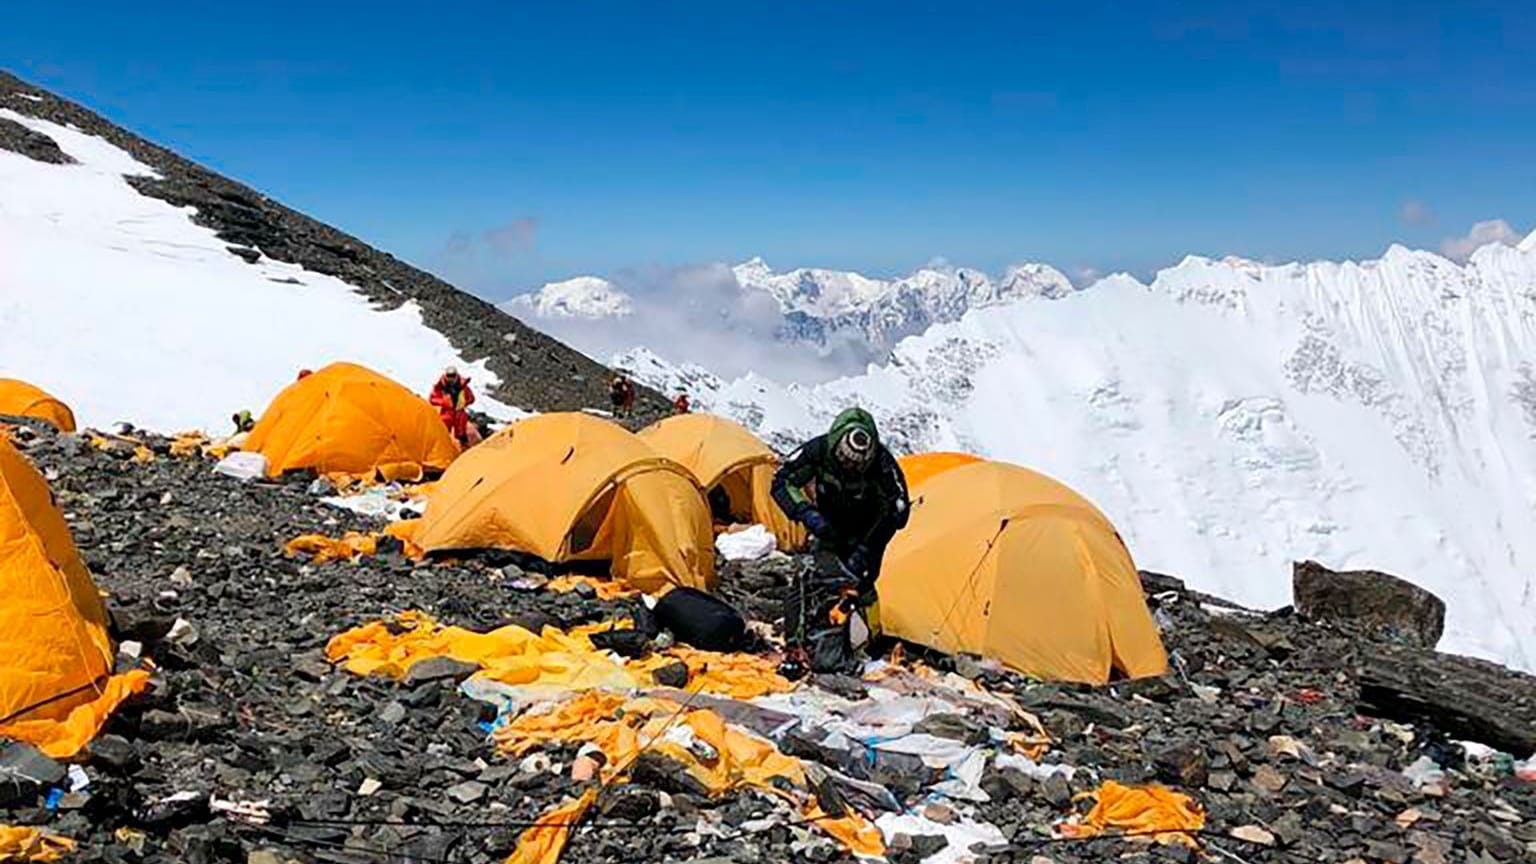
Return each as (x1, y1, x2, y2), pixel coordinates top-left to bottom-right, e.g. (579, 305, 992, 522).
(630, 239, 1536, 670)
(503, 276, 633, 319)
(1521, 229, 1536, 252)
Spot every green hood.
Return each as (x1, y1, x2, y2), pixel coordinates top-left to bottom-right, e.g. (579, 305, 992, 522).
(828, 407, 878, 449)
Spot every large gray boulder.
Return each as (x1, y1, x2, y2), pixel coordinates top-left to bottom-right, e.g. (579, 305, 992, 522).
(1292, 560, 1445, 649)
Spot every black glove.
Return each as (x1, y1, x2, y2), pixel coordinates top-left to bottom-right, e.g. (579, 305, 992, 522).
(843, 545, 870, 582)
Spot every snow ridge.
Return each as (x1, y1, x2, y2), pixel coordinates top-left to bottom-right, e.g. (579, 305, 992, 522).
(509, 258, 1076, 354)
(634, 243, 1536, 670)
(501, 276, 633, 320)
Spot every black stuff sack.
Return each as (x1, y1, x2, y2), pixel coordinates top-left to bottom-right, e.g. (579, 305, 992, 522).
(653, 587, 747, 651)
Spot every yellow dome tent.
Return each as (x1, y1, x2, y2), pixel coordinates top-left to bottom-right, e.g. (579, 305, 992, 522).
(639, 414, 806, 551)
(0, 437, 148, 757)
(0, 379, 77, 432)
(897, 451, 982, 491)
(878, 460, 1168, 684)
(412, 413, 716, 593)
(243, 362, 460, 480)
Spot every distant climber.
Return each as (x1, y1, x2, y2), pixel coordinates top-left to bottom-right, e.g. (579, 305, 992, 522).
(429, 367, 476, 445)
(673, 392, 691, 414)
(609, 372, 636, 419)
(231, 410, 256, 434)
(297, 369, 314, 380)
(772, 407, 910, 674)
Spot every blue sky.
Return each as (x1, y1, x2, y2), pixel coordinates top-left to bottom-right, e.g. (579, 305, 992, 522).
(4, 2, 1533, 297)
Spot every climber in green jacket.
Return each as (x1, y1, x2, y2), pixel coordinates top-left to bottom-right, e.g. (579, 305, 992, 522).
(772, 407, 910, 588)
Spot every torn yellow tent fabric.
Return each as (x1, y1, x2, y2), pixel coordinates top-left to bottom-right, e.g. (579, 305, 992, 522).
(545, 574, 640, 601)
(284, 532, 379, 564)
(506, 788, 597, 864)
(633, 647, 791, 700)
(497, 693, 881, 863)
(326, 613, 792, 700)
(0, 669, 152, 759)
(806, 802, 886, 859)
(0, 825, 75, 862)
(326, 612, 640, 692)
(1060, 781, 1205, 847)
(382, 520, 425, 560)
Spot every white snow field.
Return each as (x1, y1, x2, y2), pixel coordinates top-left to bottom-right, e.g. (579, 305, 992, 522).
(0, 110, 519, 432)
(633, 242, 1536, 670)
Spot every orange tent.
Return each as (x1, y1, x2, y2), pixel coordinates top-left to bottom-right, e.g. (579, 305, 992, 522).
(0, 437, 148, 757)
(878, 461, 1167, 684)
(898, 451, 982, 490)
(0, 379, 76, 432)
(243, 362, 460, 480)
(639, 414, 806, 551)
(412, 413, 715, 593)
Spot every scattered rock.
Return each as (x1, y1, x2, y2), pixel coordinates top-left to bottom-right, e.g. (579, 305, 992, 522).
(1293, 560, 1445, 648)
(1229, 825, 1276, 846)
(402, 656, 480, 686)
(650, 660, 690, 688)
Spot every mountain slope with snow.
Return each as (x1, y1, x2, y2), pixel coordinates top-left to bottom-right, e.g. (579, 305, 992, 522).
(0, 72, 650, 430)
(642, 243, 1536, 670)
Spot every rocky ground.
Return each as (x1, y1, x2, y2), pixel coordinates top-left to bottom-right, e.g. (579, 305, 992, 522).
(1, 422, 1533, 864)
(0, 70, 670, 421)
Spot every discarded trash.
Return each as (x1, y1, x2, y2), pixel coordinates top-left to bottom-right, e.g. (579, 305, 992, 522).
(64, 765, 89, 793)
(210, 795, 272, 824)
(211, 451, 267, 481)
(545, 574, 638, 600)
(715, 524, 778, 562)
(1401, 755, 1448, 794)
(0, 825, 75, 861)
(1516, 754, 1536, 781)
(1057, 781, 1205, 848)
(283, 531, 378, 564)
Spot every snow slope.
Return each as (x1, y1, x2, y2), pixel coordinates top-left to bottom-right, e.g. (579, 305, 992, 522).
(639, 245, 1536, 669)
(0, 110, 520, 432)
(501, 276, 633, 319)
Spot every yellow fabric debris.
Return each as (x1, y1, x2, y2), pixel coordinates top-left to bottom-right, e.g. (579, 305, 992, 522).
(283, 532, 379, 564)
(545, 574, 641, 601)
(169, 433, 210, 458)
(0, 825, 75, 862)
(382, 520, 426, 560)
(328, 612, 870, 864)
(0, 669, 152, 759)
(326, 613, 792, 700)
(131, 445, 155, 464)
(506, 788, 597, 864)
(326, 613, 640, 692)
(805, 802, 886, 859)
(1060, 781, 1205, 847)
(634, 647, 792, 700)
(497, 693, 884, 863)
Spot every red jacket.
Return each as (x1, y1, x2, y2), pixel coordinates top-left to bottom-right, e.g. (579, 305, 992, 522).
(429, 375, 475, 437)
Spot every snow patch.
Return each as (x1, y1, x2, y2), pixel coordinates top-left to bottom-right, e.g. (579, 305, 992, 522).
(0, 110, 525, 431)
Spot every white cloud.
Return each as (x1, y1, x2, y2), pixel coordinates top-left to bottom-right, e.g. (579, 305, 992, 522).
(1441, 219, 1523, 261)
(512, 263, 877, 383)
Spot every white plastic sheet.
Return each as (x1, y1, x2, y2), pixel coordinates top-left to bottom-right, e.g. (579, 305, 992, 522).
(212, 451, 267, 481)
(715, 524, 778, 561)
(876, 810, 1007, 864)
